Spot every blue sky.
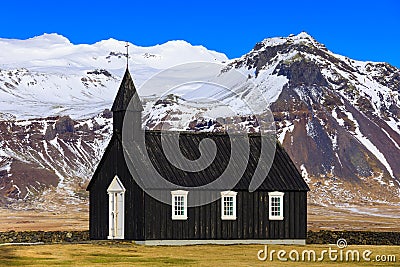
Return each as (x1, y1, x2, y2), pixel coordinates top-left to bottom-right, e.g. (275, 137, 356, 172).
(1, 0, 399, 67)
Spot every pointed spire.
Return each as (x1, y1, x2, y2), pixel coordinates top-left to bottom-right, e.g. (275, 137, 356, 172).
(125, 42, 129, 68)
(111, 68, 143, 112)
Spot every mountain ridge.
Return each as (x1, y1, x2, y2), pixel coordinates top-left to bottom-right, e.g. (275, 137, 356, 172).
(0, 32, 399, 210)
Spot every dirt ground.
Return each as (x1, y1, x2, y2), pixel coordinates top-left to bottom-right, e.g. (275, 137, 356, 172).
(1, 204, 400, 232)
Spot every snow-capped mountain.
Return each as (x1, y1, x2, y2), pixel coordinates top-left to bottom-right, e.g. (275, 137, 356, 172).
(227, 32, 400, 205)
(0, 33, 227, 119)
(0, 32, 399, 209)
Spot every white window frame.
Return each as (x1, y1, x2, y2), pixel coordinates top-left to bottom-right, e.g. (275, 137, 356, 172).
(268, 191, 284, 220)
(221, 191, 237, 220)
(171, 190, 188, 220)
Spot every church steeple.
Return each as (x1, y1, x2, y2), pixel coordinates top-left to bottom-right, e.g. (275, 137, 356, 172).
(112, 68, 143, 135)
(111, 69, 143, 112)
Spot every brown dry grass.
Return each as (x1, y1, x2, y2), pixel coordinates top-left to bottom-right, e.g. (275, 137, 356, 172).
(1, 204, 400, 232)
(0, 208, 88, 231)
(0, 243, 398, 266)
(308, 204, 400, 232)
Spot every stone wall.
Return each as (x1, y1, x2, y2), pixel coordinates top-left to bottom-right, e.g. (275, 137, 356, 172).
(307, 230, 400, 245)
(0, 230, 89, 244)
(0, 230, 399, 245)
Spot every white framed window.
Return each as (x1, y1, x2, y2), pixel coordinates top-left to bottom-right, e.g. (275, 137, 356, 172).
(268, 191, 284, 220)
(171, 190, 188, 220)
(221, 191, 237, 220)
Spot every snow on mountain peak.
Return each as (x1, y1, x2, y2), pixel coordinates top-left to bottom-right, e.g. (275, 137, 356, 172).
(0, 34, 228, 71)
(92, 38, 133, 50)
(0, 34, 230, 119)
(0, 33, 71, 47)
(293, 31, 314, 40)
(255, 32, 319, 50)
(28, 33, 72, 45)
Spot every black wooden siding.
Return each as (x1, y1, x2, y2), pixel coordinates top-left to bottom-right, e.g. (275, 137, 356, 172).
(143, 190, 306, 240)
(89, 135, 145, 240)
(88, 134, 308, 240)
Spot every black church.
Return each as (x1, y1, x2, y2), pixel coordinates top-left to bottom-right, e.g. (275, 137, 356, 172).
(86, 68, 309, 245)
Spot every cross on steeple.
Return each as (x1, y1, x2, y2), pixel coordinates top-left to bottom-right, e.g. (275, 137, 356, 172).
(125, 42, 129, 68)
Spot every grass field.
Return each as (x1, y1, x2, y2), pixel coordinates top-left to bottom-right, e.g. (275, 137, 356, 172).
(0, 242, 398, 266)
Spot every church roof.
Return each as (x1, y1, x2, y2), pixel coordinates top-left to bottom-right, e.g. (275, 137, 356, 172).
(88, 131, 309, 192)
(140, 131, 309, 191)
(111, 69, 143, 112)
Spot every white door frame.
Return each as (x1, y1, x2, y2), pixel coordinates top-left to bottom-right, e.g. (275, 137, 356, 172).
(107, 175, 126, 239)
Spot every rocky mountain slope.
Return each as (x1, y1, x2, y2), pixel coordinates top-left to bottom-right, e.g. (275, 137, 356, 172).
(0, 111, 112, 210)
(228, 32, 400, 205)
(0, 32, 399, 209)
